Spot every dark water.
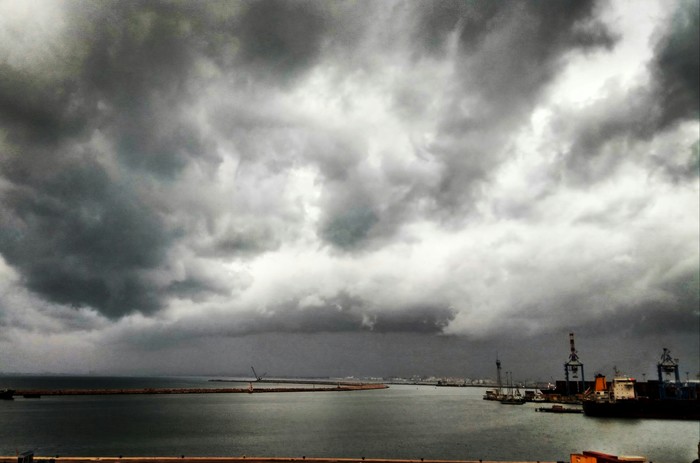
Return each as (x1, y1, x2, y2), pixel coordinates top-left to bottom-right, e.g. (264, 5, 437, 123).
(0, 376, 697, 461)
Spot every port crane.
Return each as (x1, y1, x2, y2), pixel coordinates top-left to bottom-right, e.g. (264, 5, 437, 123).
(657, 348, 681, 399)
(251, 366, 267, 382)
(564, 332, 585, 395)
(657, 348, 680, 382)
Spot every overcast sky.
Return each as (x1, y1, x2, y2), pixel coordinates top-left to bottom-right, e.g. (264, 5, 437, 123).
(0, 0, 698, 382)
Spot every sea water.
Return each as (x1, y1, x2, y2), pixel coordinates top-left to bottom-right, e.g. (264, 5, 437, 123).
(0, 376, 697, 462)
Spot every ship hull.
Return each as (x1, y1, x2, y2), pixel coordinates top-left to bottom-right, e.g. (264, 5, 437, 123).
(582, 398, 700, 420)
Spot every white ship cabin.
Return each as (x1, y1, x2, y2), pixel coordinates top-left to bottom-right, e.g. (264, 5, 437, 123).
(612, 375, 636, 400)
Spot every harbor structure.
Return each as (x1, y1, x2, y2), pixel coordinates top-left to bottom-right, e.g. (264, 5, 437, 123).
(656, 347, 697, 401)
(482, 356, 504, 401)
(564, 332, 585, 396)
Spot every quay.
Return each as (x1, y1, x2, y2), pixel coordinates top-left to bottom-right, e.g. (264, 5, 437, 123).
(9, 384, 388, 397)
(0, 457, 558, 463)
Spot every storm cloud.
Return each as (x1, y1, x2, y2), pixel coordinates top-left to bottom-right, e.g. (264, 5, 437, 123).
(0, 0, 697, 379)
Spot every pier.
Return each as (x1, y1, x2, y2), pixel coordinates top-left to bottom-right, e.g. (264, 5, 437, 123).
(0, 457, 557, 463)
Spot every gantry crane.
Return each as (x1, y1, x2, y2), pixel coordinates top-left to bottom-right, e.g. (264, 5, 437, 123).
(657, 348, 680, 399)
(564, 332, 585, 395)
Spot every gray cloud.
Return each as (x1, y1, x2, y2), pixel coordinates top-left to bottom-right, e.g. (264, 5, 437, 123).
(411, 0, 615, 219)
(555, 0, 699, 184)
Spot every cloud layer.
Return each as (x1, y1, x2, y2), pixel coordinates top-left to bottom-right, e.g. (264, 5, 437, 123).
(0, 0, 698, 377)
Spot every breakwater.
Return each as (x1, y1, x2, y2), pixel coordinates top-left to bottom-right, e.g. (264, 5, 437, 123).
(11, 384, 388, 397)
(0, 457, 555, 463)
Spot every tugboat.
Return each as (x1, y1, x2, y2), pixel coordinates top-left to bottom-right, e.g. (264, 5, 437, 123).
(582, 349, 700, 420)
(0, 389, 15, 400)
(536, 404, 583, 414)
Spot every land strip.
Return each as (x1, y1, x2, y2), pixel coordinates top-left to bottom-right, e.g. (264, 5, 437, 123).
(11, 384, 388, 396)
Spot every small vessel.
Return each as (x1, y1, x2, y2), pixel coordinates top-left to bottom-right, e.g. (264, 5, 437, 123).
(536, 404, 583, 414)
(482, 388, 502, 401)
(571, 450, 647, 462)
(501, 395, 526, 405)
(524, 389, 547, 402)
(500, 371, 526, 405)
(0, 389, 15, 400)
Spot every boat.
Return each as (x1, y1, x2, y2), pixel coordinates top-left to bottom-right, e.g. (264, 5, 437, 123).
(524, 389, 547, 402)
(500, 371, 526, 405)
(582, 394, 700, 420)
(500, 395, 526, 405)
(571, 450, 647, 462)
(0, 389, 15, 400)
(582, 349, 700, 420)
(482, 388, 502, 401)
(536, 404, 583, 414)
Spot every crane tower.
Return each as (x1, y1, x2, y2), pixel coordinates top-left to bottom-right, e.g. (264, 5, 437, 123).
(657, 348, 681, 399)
(564, 332, 585, 395)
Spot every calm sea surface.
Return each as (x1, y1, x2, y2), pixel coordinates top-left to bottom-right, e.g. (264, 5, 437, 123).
(0, 376, 697, 462)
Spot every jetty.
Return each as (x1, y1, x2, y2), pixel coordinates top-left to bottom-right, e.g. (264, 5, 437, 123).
(9, 384, 387, 397)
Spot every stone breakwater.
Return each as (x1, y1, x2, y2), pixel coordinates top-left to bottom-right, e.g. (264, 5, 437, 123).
(11, 384, 389, 396)
(0, 457, 555, 463)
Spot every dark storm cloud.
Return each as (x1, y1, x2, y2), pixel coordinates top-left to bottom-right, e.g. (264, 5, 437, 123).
(75, 1, 224, 175)
(235, 0, 329, 83)
(319, 191, 379, 250)
(113, 292, 455, 352)
(0, 65, 93, 145)
(651, 0, 700, 128)
(0, 0, 218, 317)
(0, 151, 171, 317)
(0, 0, 320, 317)
(503, 261, 699, 344)
(216, 292, 455, 336)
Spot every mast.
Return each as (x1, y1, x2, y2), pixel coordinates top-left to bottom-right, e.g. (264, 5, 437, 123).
(496, 356, 503, 395)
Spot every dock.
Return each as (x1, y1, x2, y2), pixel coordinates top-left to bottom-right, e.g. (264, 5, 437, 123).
(0, 457, 556, 463)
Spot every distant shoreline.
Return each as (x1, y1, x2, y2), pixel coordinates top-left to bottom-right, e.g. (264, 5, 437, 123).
(210, 378, 495, 388)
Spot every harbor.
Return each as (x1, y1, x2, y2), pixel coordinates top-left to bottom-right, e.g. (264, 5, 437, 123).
(1, 378, 697, 461)
(1, 335, 698, 461)
(481, 334, 699, 421)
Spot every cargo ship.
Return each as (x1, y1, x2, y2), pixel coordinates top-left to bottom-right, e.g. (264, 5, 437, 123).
(582, 349, 700, 420)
